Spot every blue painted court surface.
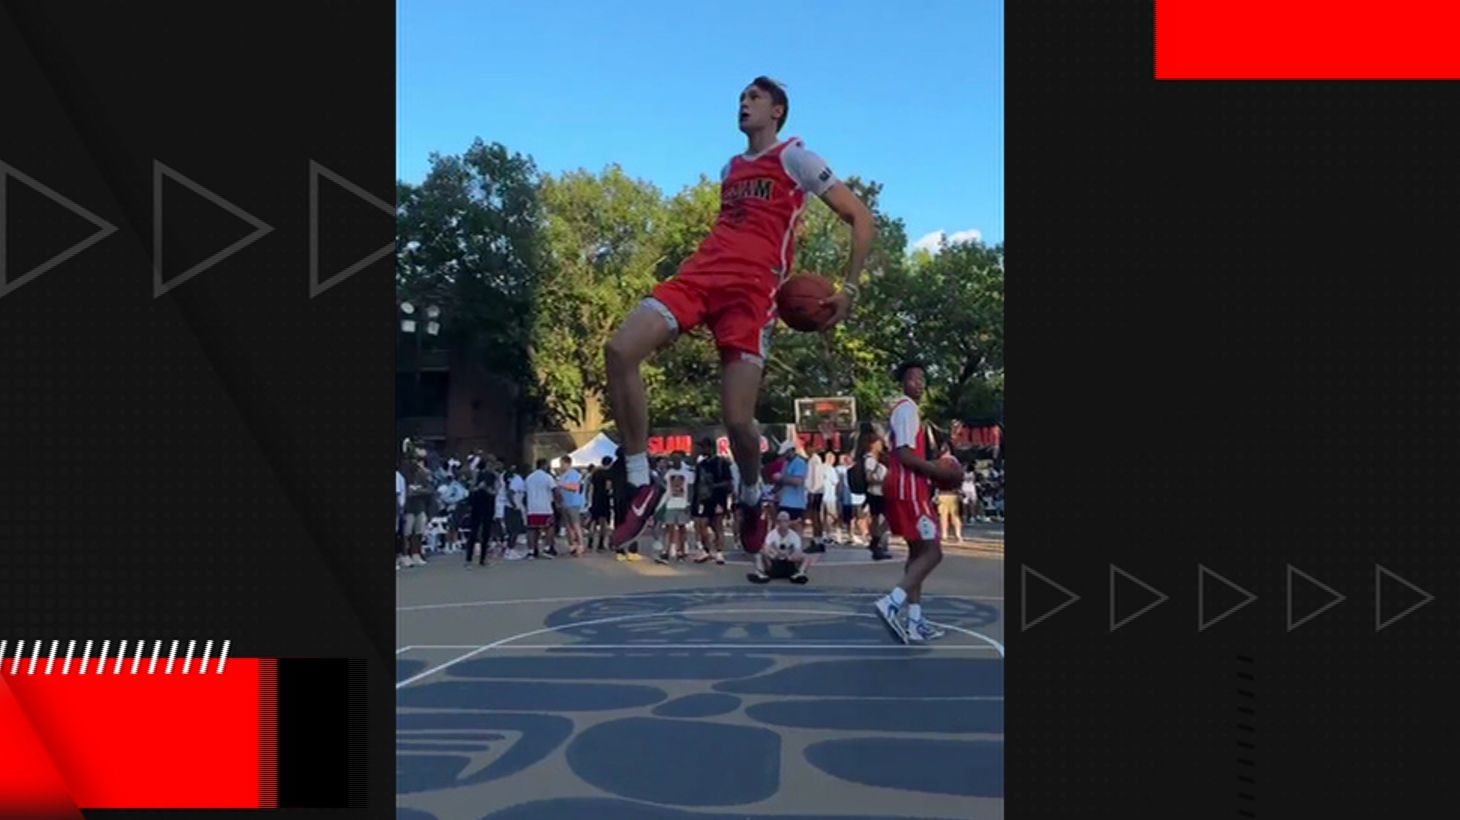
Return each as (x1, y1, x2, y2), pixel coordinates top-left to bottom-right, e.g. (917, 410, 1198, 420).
(396, 545, 1003, 819)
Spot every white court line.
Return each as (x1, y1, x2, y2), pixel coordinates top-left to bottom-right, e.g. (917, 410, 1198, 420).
(396, 645, 418, 655)
(396, 607, 1003, 690)
(398, 591, 1003, 613)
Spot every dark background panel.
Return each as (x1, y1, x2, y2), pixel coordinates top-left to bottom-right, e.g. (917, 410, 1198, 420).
(278, 659, 350, 808)
(0, 2, 393, 817)
(1010, 1, 1460, 817)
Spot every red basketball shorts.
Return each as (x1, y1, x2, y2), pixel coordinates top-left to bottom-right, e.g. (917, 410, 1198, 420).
(647, 267, 778, 367)
(886, 490, 939, 544)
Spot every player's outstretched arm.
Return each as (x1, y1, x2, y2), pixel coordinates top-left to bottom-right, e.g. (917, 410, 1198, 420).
(816, 183, 876, 330)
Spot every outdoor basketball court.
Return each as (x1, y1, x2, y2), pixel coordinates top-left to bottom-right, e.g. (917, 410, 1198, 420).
(396, 538, 1004, 819)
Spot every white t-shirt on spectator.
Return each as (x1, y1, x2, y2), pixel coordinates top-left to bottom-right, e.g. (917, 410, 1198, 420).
(524, 470, 557, 515)
(765, 529, 803, 555)
(507, 474, 526, 512)
(663, 466, 695, 510)
(395, 471, 406, 513)
(863, 454, 888, 496)
(806, 456, 825, 495)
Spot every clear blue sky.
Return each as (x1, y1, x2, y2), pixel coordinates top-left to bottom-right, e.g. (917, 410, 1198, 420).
(398, 0, 1003, 249)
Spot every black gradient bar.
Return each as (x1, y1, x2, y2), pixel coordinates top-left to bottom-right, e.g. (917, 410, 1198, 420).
(278, 659, 350, 808)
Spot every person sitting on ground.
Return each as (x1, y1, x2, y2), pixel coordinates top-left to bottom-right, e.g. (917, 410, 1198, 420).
(747, 510, 813, 585)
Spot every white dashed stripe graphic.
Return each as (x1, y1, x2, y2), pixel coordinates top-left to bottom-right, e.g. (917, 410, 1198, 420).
(1, 638, 236, 674)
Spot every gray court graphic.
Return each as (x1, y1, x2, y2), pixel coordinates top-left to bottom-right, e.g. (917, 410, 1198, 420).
(398, 578, 1004, 819)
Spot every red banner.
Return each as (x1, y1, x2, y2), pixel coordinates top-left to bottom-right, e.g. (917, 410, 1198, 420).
(950, 423, 1002, 450)
(1157, 0, 1460, 79)
(1, 654, 272, 813)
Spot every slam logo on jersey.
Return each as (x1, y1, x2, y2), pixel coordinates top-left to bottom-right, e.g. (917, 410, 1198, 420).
(724, 178, 775, 203)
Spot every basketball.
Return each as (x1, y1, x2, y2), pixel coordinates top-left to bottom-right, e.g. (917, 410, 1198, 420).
(776, 275, 837, 331)
(934, 455, 964, 491)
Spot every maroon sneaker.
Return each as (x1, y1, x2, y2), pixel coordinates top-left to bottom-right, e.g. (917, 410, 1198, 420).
(737, 501, 767, 554)
(611, 483, 663, 549)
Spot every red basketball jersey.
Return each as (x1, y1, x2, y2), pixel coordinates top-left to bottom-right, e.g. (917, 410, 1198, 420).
(680, 137, 811, 282)
(885, 396, 931, 503)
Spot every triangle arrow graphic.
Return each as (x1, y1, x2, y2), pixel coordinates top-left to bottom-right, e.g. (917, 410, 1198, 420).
(1021, 565, 1080, 631)
(153, 161, 273, 297)
(1287, 564, 1345, 631)
(1110, 565, 1169, 631)
(0, 161, 117, 300)
(309, 160, 393, 298)
(1375, 564, 1435, 632)
(1197, 564, 1258, 631)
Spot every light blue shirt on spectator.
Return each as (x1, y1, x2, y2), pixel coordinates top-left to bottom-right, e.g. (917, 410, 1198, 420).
(559, 468, 585, 509)
(778, 455, 808, 510)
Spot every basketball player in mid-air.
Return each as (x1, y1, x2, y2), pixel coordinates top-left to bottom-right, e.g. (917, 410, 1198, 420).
(607, 76, 877, 553)
(875, 361, 966, 642)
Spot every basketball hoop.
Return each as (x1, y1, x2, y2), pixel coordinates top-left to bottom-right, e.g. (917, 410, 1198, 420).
(794, 396, 857, 434)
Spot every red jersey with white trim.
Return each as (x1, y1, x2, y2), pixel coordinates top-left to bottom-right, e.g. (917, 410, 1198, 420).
(885, 395, 931, 503)
(679, 137, 835, 281)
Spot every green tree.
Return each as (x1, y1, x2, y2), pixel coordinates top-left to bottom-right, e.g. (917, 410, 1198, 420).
(535, 165, 665, 429)
(860, 237, 1005, 426)
(396, 140, 545, 384)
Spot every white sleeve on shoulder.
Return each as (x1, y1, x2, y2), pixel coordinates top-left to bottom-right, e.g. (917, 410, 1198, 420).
(780, 144, 838, 196)
(890, 402, 920, 451)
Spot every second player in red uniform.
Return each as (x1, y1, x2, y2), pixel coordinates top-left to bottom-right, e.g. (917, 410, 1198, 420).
(875, 361, 967, 643)
(606, 77, 877, 552)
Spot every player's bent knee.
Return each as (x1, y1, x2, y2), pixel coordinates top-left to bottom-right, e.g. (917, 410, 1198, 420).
(604, 336, 635, 371)
(724, 418, 757, 442)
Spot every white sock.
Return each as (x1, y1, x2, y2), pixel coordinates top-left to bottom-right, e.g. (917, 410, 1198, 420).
(890, 587, 908, 606)
(739, 480, 763, 507)
(908, 603, 923, 623)
(626, 452, 650, 486)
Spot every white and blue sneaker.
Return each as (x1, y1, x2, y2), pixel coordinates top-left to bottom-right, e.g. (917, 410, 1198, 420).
(874, 596, 909, 644)
(907, 619, 946, 643)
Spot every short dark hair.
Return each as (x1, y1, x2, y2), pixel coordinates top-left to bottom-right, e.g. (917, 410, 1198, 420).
(535, 458, 548, 469)
(601, 456, 613, 466)
(893, 360, 926, 384)
(750, 76, 789, 131)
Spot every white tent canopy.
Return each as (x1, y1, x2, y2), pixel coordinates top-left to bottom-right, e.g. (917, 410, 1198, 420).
(564, 432, 618, 467)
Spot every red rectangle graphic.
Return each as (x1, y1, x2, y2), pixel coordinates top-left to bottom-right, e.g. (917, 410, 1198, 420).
(2, 655, 267, 810)
(1157, 0, 1460, 79)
